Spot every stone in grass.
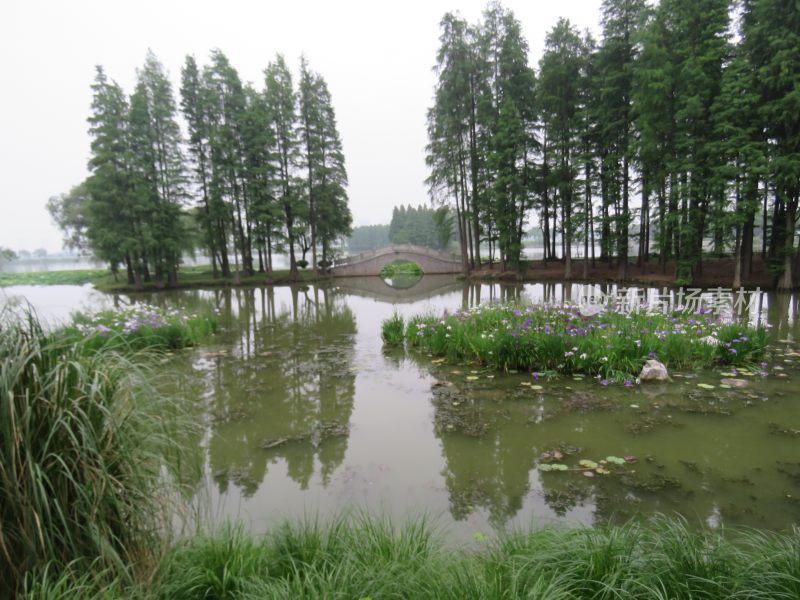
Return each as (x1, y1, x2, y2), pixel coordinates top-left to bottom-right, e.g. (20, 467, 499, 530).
(638, 359, 670, 382)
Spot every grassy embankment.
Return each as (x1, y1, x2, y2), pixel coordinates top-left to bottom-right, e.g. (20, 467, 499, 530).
(23, 515, 800, 599)
(0, 265, 322, 291)
(383, 302, 770, 381)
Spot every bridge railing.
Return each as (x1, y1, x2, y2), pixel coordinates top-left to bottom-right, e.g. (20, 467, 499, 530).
(334, 244, 461, 267)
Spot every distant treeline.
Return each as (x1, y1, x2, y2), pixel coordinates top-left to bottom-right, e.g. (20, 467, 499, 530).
(427, 0, 800, 287)
(48, 50, 351, 287)
(348, 225, 390, 252)
(347, 205, 454, 253)
(389, 205, 454, 250)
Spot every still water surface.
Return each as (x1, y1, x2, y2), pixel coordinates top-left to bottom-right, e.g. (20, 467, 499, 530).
(3, 277, 799, 539)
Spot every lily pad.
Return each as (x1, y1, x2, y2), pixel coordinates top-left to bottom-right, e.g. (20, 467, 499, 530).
(596, 467, 611, 475)
(606, 456, 626, 465)
(531, 385, 544, 391)
(579, 459, 598, 469)
(624, 455, 638, 464)
(539, 463, 569, 472)
(583, 470, 595, 478)
(466, 375, 479, 381)
(697, 383, 716, 390)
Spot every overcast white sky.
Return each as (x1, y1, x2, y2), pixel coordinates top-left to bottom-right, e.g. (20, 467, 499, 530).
(0, 0, 601, 253)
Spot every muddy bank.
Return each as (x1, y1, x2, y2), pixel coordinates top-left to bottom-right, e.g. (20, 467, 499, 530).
(468, 255, 787, 289)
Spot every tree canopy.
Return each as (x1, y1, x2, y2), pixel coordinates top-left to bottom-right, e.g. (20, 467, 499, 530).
(49, 50, 352, 286)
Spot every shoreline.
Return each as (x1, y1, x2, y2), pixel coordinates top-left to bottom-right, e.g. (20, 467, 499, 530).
(0, 255, 792, 293)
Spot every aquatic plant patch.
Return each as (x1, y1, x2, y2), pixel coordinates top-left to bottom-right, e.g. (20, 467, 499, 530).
(381, 312, 405, 346)
(395, 302, 770, 381)
(65, 303, 217, 351)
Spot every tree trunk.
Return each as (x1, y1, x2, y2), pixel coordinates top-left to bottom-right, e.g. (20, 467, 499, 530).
(777, 197, 798, 290)
(638, 172, 648, 266)
(618, 155, 629, 280)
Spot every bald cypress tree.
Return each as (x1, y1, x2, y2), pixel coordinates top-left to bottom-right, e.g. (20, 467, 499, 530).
(597, 0, 648, 279)
(181, 54, 222, 277)
(743, 0, 800, 289)
(85, 66, 142, 284)
(133, 51, 187, 285)
(539, 19, 585, 280)
(265, 55, 301, 278)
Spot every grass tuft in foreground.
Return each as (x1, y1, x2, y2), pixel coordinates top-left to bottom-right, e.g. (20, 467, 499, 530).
(30, 515, 800, 599)
(0, 310, 191, 596)
(395, 302, 770, 380)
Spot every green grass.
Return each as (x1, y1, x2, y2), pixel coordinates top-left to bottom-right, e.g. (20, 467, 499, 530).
(395, 302, 770, 381)
(0, 265, 325, 291)
(0, 310, 193, 596)
(95, 266, 324, 292)
(0, 268, 109, 286)
(25, 515, 800, 599)
(380, 261, 424, 278)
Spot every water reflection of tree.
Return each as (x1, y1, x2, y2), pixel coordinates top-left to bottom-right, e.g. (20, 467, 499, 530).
(438, 423, 538, 526)
(202, 284, 357, 497)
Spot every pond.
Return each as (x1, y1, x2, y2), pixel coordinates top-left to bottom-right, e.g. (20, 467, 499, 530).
(2, 277, 799, 540)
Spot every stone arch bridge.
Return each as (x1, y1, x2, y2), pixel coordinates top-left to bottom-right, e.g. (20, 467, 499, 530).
(331, 244, 462, 277)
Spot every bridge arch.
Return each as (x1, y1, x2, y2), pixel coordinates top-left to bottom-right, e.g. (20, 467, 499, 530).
(331, 244, 462, 277)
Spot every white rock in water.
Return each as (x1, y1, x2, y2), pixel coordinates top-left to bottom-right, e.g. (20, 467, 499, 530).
(720, 378, 749, 388)
(639, 359, 670, 382)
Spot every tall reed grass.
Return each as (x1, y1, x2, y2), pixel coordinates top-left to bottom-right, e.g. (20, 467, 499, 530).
(0, 310, 191, 596)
